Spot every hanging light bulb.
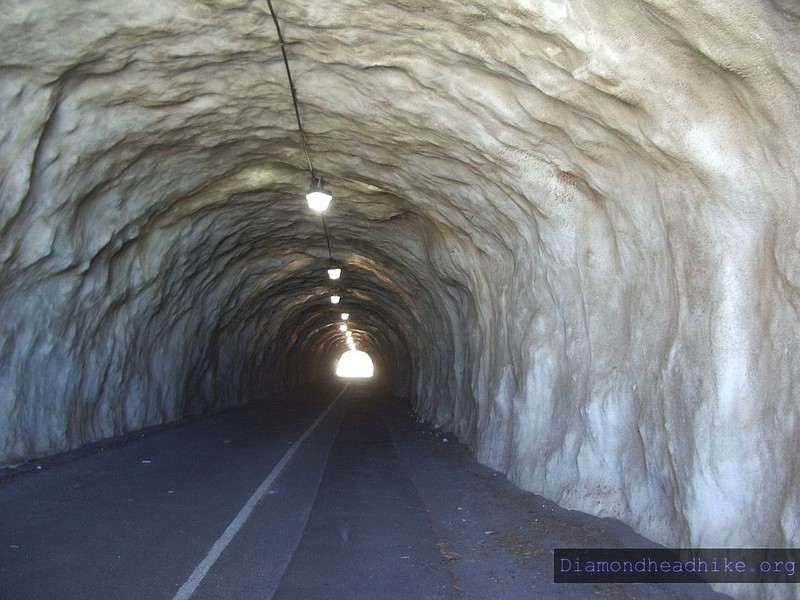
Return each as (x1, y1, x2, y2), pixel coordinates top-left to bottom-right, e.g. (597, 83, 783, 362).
(345, 330, 353, 338)
(306, 177, 332, 212)
(339, 324, 348, 332)
(330, 294, 341, 304)
(327, 267, 341, 280)
(341, 312, 349, 320)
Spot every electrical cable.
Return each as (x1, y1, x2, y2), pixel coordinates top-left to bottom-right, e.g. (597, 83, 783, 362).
(266, 0, 314, 177)
(266, 1, 341, 290)
(321, 216, 335, 263)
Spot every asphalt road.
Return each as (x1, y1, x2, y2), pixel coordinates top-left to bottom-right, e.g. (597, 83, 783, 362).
(0, 382, 731, 599)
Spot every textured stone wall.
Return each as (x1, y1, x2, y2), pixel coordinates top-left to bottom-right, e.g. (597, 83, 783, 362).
(1, 2, 798, 598)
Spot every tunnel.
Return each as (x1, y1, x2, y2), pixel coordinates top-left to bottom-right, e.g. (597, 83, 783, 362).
(0, 2, 799, 599)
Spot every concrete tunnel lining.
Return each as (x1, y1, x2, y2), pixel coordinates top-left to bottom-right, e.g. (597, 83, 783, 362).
(1, 3, 799, 600)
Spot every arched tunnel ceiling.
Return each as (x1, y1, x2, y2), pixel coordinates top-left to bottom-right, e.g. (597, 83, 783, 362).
(1, 2, 799, 591)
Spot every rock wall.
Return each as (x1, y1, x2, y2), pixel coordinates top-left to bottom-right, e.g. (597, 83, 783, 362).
(1, 2, 798, 598)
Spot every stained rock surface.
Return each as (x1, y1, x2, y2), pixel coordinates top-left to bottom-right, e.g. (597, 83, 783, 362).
(0, 2, 798, 599)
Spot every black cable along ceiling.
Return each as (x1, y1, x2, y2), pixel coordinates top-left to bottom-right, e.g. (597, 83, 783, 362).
(266, 0, 360, 357)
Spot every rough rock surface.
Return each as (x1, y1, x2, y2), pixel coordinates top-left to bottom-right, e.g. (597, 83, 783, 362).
(0, 2, 798, 598)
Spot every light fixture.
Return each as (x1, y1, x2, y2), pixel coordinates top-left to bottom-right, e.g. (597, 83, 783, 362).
(330, 294, 341, 304)
(341, 312, 349, 320)
(339, 324, 348, 332)
(306, 177, 332, 212)
(327, 267, 341, 280)
(345, 330, 353, 338)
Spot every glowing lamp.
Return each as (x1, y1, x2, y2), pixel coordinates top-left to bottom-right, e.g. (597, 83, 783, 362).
(330, 295, 341, 304)
(306, 178, 332, 212)
(327, 267, 341, 280)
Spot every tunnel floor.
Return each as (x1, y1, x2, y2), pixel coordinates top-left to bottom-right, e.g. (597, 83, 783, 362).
(0, 383, 731, 600)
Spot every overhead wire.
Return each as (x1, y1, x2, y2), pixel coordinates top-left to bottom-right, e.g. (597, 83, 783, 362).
(266, 0, 314, 177)
(266, 0, 351, 343)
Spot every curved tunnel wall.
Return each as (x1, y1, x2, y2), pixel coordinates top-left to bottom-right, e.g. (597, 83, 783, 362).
(1, 3, 799, 598)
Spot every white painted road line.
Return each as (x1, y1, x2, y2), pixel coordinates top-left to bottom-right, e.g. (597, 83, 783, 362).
(172, 389, 346, 600)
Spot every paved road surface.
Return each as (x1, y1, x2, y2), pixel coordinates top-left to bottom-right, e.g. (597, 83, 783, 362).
(0, 382, 731, 599)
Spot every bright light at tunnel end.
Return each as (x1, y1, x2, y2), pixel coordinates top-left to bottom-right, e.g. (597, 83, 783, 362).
(336, 349, 374, 378)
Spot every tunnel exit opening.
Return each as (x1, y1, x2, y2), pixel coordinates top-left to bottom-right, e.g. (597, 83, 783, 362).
(335, 349, 375, 378)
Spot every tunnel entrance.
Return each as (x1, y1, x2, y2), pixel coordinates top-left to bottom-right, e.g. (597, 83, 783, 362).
(335, 349, 375, 378)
